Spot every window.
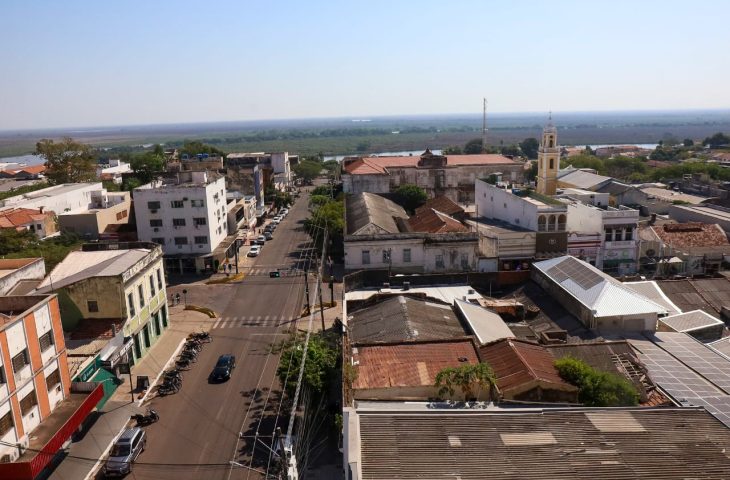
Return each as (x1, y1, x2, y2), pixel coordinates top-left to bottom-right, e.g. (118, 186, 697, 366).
(193, 217, 207, 226)
(12, 350, 29, 373)
(0, 411, 12, 436)
(625, 227, 633, 241)
(0, 367, 5, 385)
(171, 200, 184, 208)
(174, 237, 188, 245)
(382, 250, 390, 263)
(403, 248, 411, 263)
(435, 254, 445, 269)
(46, 369, 61, 390)
(150, 219, 163, 227)
(549, 158, 554, 169)
(461, 253, 469, 269)
(39, 330, 54, 351)
(156, 268, 163, 290)
(172, 218, 186, 227)
(19, 390, 37, 416)
(614, 229, 623, 241)
(149, 275, 156, 296)
(87, 300, 99, 312)
(194, 236, 208, 244)
(138, 285, 145, 307)
(152, 237, 165, 245)
(362, 250, 370, 265)
(116, 211, 124, 221)
(147, 201, 161, 210)
(191, 199, 204, 207)
(128, 292, 136, 317)
(605, 228, 613, 242)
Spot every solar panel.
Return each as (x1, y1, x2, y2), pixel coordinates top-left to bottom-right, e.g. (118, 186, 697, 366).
(651, 332, 730, 393)
(546, 257, 604, 290)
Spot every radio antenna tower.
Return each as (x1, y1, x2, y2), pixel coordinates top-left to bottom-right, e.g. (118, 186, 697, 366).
(482, 98, 488, 153)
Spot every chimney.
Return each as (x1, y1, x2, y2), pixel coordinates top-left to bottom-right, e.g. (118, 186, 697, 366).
(38, 206, 44, 214)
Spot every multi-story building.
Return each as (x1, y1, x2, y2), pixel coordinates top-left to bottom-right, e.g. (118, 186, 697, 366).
(134, 171, 229, 273)
(179, 154, 224, 172)
(475, 179, 568, 261)
(0, 207, 57, 239)
(0, 182, 104, 214)
(224, 155, 265, 215)
(57, 190, 131, 240)
(227, 193, 257, 233)
(566, 201, 639, 275)
(0, 294, 72, 463)
(35, 242, 169, 367)
(342, 149, 525, 203)
(96, 159, 131, 184)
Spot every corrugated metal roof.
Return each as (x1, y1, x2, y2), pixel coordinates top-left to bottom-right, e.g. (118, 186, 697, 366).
(352, 339, 479, 390)
(623, 281, 682, 315)
(558, 169, 612, 189)
(345, 192, 408, 235)
(350, 295, 467, 344)
(454, 299, 514, 345)
(534, 256, 667, 318)
(357, 408, 730, 479)
(36, 248, 151, 292)
(659, 309, 724, 332)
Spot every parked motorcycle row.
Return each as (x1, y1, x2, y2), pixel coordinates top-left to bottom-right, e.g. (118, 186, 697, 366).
(155, 331, 212, 396)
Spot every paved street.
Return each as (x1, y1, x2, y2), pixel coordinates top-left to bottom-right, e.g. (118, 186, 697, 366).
(107, 192, 312, 480)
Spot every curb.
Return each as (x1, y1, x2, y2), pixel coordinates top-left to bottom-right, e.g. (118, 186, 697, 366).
(137, 338, 186, 406)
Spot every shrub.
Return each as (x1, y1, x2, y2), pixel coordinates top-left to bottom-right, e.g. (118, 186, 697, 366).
(555, 357, 639, 407)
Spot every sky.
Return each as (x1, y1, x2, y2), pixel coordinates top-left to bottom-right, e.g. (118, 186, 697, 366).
(1, 0, 729, 130)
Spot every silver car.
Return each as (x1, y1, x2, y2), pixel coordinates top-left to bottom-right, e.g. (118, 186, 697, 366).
(104, 427, 146, 477)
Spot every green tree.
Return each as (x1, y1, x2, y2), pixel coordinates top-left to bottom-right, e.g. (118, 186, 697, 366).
(36, 137, 97, 185)
(130, 151, 164, 184)
(277, 333, 338, 396)
(442, 145, 462, 155)
(500, 144, 522, 156)
(435, 363, 495, 401)
(683, 138, 695, 147)
(703, 132, 730, 148)
(525, 161, 538, 182)
(355, 140, 370, 152)
(394, 184, 428, 213)
(178, 140, 226, 158)
(293, 160, 323, 184)
(555, 357, 639, 407)
(519, 137, 540, 159)
(272, 191, 292, 210)
(463, 138, 483, 154)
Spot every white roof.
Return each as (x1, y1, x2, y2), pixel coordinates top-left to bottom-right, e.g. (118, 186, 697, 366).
(533, 256, 668, 318)
(454, 299, 514, 345)
(557, 170, 611, 189)
(345, 284, 483, 305)
(659, 310, 724, 333)
(37, 249, 151, 292)
(623, 281, 682, 315)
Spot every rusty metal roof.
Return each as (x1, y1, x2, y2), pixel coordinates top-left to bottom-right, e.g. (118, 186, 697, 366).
(479, 339, 576, 396)
(352, 339, 479, 391)
(357, 408, 730, 479)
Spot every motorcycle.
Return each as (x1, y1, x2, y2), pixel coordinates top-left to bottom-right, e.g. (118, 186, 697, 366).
(188, 331, 212, 343)
(131, 408, 159, 426)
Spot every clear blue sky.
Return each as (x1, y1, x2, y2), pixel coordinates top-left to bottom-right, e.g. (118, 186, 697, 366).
(1, 0, 728, 130)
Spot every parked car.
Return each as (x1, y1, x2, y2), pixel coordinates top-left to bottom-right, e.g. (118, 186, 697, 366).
(209, 354, 236, 382)
(254, 235, 266, 245)
(271, 217, 281, 225)
(103, 427, 146, 477)
(264, 231, 273, 240)
(264, 223, 275, 232)
(247, 245, 261, 257)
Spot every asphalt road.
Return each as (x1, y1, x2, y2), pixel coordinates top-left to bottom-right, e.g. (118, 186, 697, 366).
(115, 192, 312, 480)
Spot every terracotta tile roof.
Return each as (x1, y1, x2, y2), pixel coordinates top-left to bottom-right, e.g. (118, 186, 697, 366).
(0, 207, 52, 228)
(479, 339, 576, 395)
(408, 208, 468, 233)
(651, 222, 729, 249)
(343, 152, 519, 174)
(352, 339, 479, 390)
(415, 196, 464, 217)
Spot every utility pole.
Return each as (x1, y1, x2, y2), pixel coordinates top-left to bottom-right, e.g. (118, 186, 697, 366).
(304, 266, 310, 315)
(318, 228, 328, 332)
(482, 97, 488, 153)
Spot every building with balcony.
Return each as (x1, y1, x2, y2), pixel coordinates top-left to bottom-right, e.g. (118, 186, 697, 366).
(96, 159, 131, 185)
(475, 179, 568, 261)
(35, 243, 169, 368)
(0, 294, 73, 463)
(0, 182, 104, 215)
(566, 201, 639, 275)
(57, 190, 131, 240)
(134, 171, 229, 274)
(226, 193, 258, 233)
(342, 149, 525, 203)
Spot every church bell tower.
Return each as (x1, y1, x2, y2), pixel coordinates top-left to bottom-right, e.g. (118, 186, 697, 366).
(536, 114, 559, 196)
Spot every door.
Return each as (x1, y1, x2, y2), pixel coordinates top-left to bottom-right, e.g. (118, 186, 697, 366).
(133, 334, 142, 360)
(143, 324, 151, 349)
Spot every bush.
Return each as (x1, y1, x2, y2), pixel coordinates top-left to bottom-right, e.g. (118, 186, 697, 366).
(555, 357, 639, 407)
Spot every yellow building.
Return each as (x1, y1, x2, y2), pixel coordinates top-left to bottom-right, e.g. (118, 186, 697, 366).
(536, 116, 560, 196)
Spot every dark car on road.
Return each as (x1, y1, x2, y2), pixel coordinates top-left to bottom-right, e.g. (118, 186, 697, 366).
(209, 354, 236, 382)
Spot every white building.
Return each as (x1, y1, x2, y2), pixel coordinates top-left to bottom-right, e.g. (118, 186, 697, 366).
(566, 201, 639, 275)
(96, 159, 132, 185)
(134, 171, 229, 274)
(270, 152, 292, 186)
(0, 182, 104, 214)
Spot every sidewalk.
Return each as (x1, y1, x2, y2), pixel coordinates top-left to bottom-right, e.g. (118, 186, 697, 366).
(49, 307, 212, 480)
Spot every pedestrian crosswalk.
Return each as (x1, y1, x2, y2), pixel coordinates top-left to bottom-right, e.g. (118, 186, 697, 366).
(211, 315, 293, 329)
(245, 267, 301, 277)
